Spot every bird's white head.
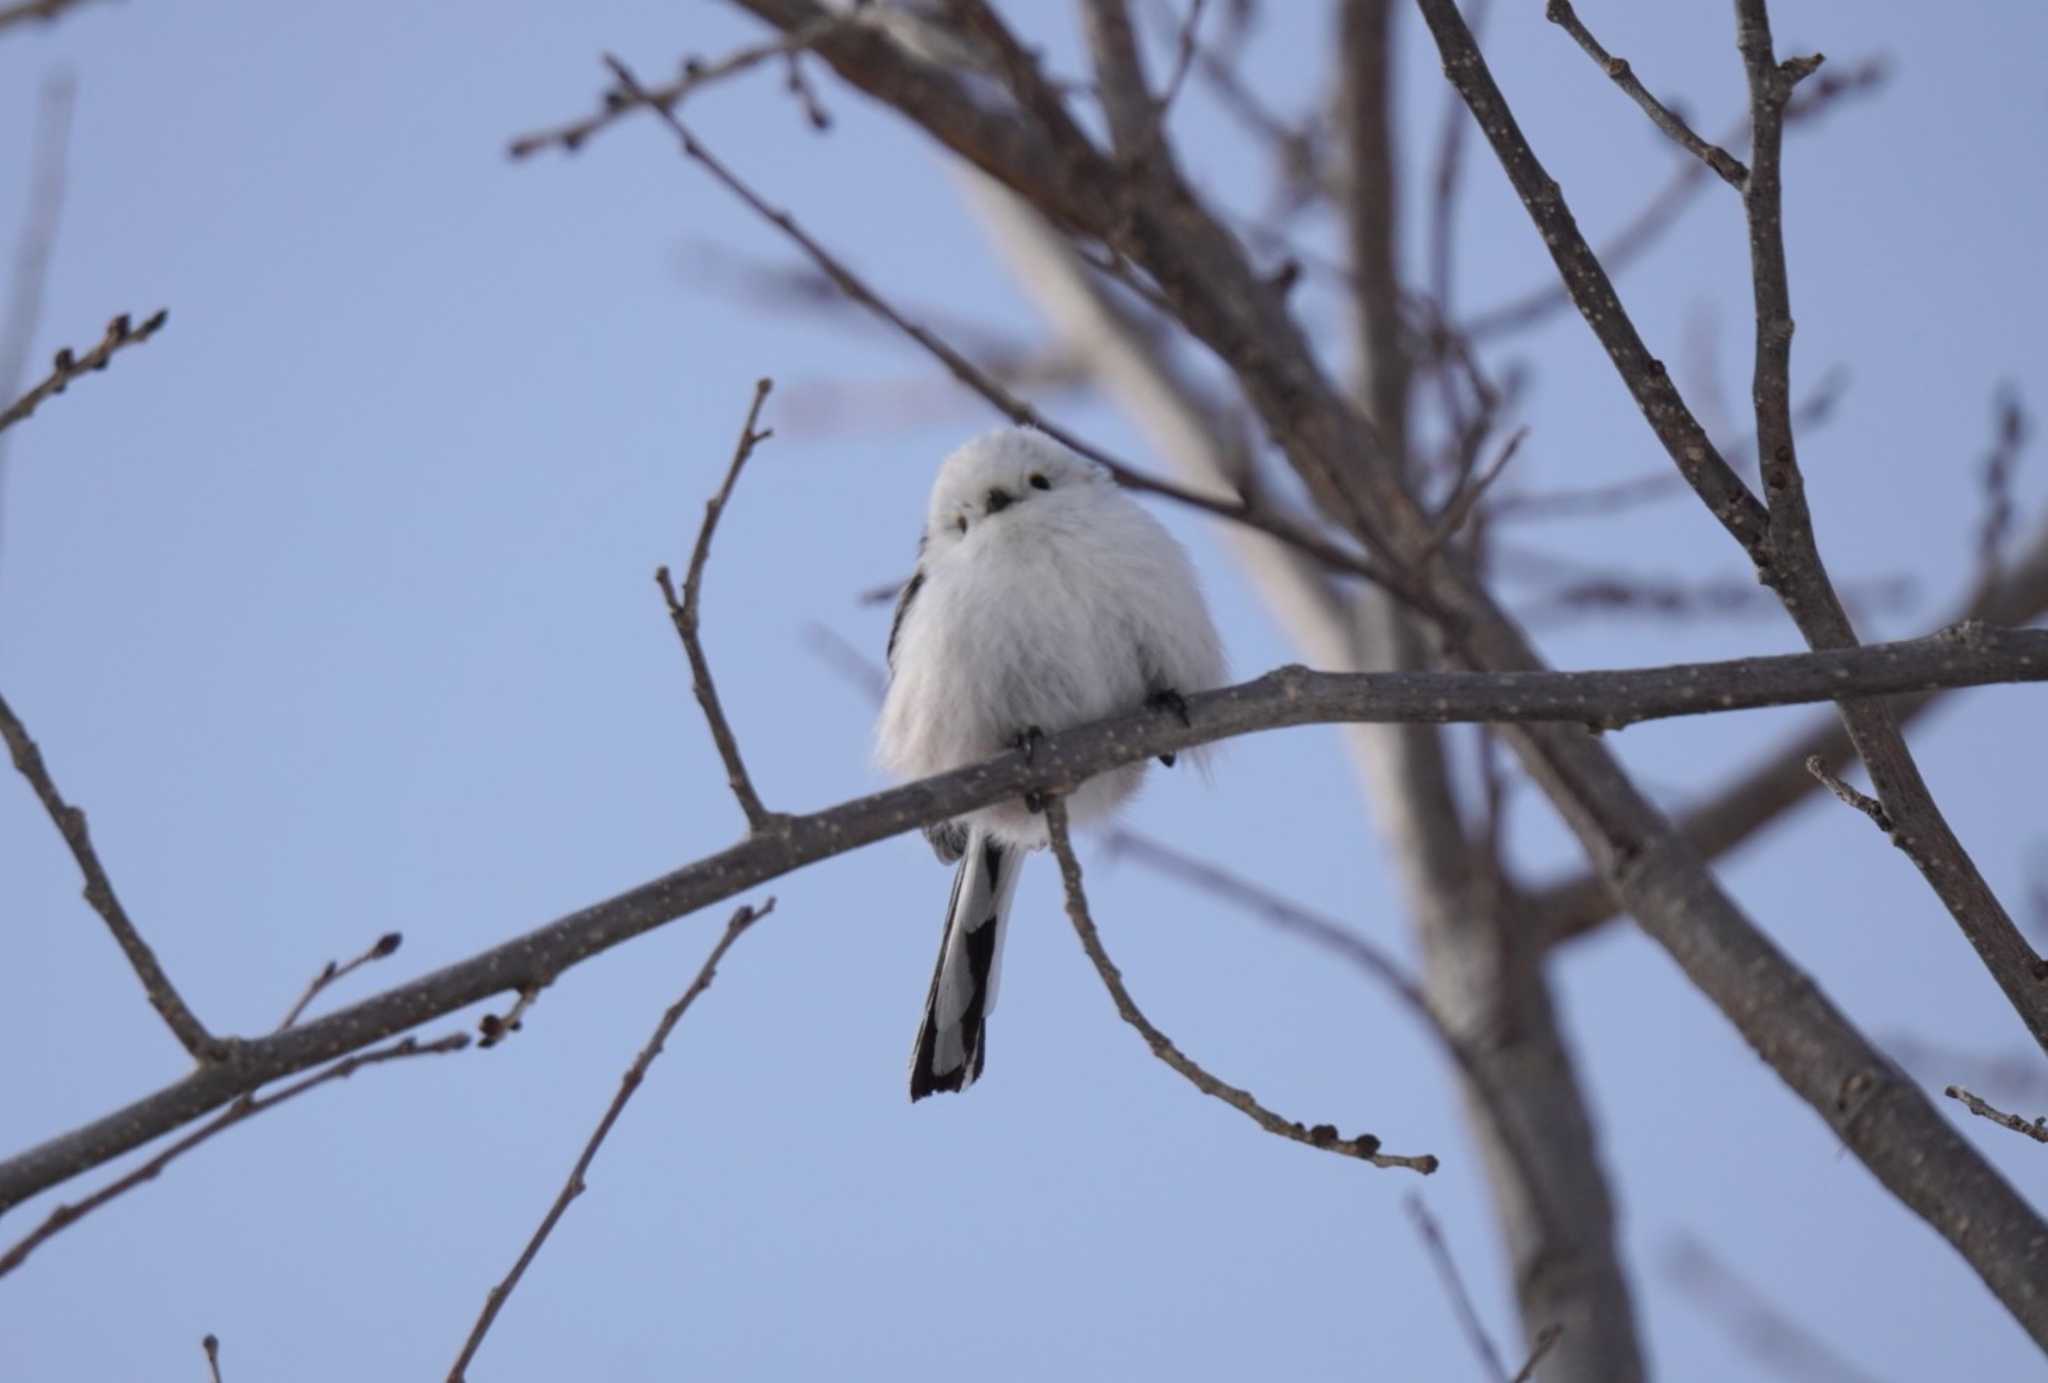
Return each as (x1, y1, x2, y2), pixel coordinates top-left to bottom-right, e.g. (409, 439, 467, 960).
(922, 428, 1109, 551)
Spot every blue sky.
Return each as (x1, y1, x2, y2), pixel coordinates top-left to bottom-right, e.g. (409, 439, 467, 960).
(1, 2, 2044, 1379)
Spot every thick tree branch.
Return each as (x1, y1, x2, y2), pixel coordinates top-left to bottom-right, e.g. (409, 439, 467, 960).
(656, 378, 782, 833)
(449, 899, 771, 1381)
(1, 689, 221, 1060)
(1045, 800, 1434, 1172)
(8, 633, 2038, 1212)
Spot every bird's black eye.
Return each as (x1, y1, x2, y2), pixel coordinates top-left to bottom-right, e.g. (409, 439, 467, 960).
(1029, 473, 1051, 491)
(955, 516, 968, 535)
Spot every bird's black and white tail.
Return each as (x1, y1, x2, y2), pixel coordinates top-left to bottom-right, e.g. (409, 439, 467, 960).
(909, 832, 1022, 1100)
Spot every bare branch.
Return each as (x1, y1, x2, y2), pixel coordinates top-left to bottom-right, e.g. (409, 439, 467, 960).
(1414, 0, 1766, 550)
(0, 1031, 468, 1279)
(1545, 0, 1748, 186)
(7, 628, 2048, 1213)
(656, 378, 782, 833)
(1945, 1086, 2048, 1147)
(0, 0, 106, 34)
(505, 12, 848, 158)
(1419, 425, 1526, 563)
(591, 55, 1436, 616)
(1460, 57, 1886, 342)
(1805, 754, 1892, 833)
(1975, 388, 2027, 592)
(1420, 0, 2048, 1054)
(276, 931, 405, 1032)
(449, 899, 771, 1382)
(1510, 1326, 1565, 1383)
(1538, 502, 2048, 943)
(704, 5, 2048, 1342)
(1664, 1233, 1888, 1383)
(1730, 0, 2047, 1054)
(0, 689, 220, 1060)
(1045, 799, 1435, 1173)
(0, 309, 168, 438)
(1405, 1195, 1511, 1381)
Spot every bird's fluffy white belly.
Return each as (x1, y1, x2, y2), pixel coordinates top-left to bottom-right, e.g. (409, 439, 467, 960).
(879, 519, 1157, 844)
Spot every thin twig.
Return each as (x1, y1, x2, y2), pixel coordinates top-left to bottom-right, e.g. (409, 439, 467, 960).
(276, 932, 404, 1031)
(1510, 1325, 1566, 1383)
(1129, 0, 1207, 161)
(1419, 425, 1527, 563)
(657, 377, 781, 833)
(448, 899, 772, 1382)
(1945, 1086, 2048, 1146)
(1405, 1195, 1511, 1381)
(1045, 799, 1435, 1173)
(0, 308, 167, 438)
(1460, 57, 1885, 342)
(201, 1334, 222, 1383)
(1804, 755, 1892, 833)
(596, 54, 1435, 618)
(1664, 1232, 1887, 1383)
(1975, 388, 2027, 593)
(0, 1032, 469, 1278)
(0, 689, 220, 1059)
(506, 13, 847, 157)
(1544, 0, 1747, 186)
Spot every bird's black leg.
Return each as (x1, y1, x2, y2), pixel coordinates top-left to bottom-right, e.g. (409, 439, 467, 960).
(1012, 725, 1049, 812)
(1146, 688, 1191, 767)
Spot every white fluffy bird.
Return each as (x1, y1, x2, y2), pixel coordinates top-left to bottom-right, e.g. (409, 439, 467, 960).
(877, 428, 1226, 1099)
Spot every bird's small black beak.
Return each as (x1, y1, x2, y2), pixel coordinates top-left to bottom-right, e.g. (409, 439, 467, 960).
(985, 487, 1015, 514)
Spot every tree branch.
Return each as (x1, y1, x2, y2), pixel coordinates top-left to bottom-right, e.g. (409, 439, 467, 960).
(697, 4, 2048, 1344)
(0, 689, 221, 1060)
(1406, 1194, 1512, 1382)
(594, 53, 1437, 618)
(1045, 799, 1434, 1172)
(1544, 0, 1747, 186)
(504, 11, 849, 158)
(1729, 0, 2047, 1052)
(0, 1031, 467, 1278)
(448, 899, 771, 1381)
(9, 633, 2032, 1212)
(1945, 1086, 2048, 1147)
(1537, 501, 2048, 943)
(1419, 0, 2048, 1056)
(0, 309, 168, 438)
(656, 378, 782, 833)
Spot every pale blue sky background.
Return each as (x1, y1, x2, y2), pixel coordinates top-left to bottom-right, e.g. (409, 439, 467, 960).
(1, 2, 2044, 1379)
